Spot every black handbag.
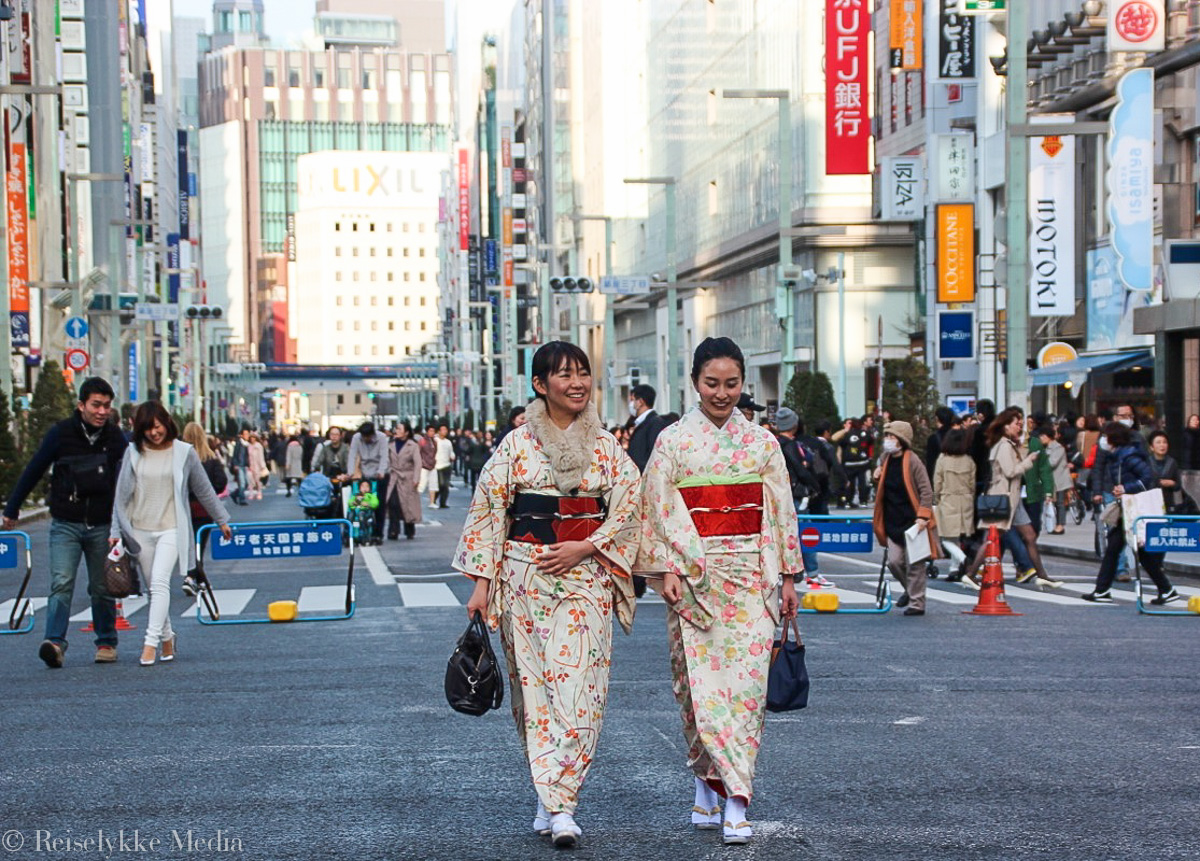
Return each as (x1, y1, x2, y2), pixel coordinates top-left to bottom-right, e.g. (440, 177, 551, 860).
(766, 618, 809, 713)
(102, 550, 142, 599)
(975, 494, 1011, 522)
(445, 611, 504, 716)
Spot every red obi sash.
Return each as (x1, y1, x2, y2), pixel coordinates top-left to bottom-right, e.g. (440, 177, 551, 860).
(508, 493, 606, 544)
(677, 483, 764, 537)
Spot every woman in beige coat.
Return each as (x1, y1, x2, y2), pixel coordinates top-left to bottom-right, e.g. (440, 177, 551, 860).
(384, 422, 423, 540)
(963, 408, 1060, 588)
(933, 427, 975, 580)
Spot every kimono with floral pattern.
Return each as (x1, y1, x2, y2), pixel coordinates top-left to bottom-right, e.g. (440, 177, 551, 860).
(637, 406, 802, 801)
(452, 408, 641, 814)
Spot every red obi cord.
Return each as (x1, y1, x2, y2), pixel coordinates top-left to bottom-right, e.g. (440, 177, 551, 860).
(678, 483, 764, 537)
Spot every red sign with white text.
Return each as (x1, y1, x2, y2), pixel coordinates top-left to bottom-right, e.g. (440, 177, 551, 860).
(826, 0, 871, 175)
(457, 148, 469, 252)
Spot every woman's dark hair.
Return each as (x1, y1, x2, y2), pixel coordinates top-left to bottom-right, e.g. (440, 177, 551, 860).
(1036, 424, 1057, 441)
(530, 341, 591, 399)
(397, 420, 414, 439)
(131, 401, 178, 452)
(1103, 421, 1133, 448)
(986, 407, 1024, 447)
(508, 405, 526, 424)
(940, 428, 970, 457)
(690, 337, 745, 383)
(935, 406, 958, 429)
(1147, 430, 1168, 447)
(976, 398, 996, 425)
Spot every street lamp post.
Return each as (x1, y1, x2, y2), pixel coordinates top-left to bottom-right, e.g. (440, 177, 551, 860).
(1005, 4, 1030, 409)
(572, 213, 615, 421)
(65, 173, 123, 318)
(624, 177, 677, 412)
(722, 89, 795, 392)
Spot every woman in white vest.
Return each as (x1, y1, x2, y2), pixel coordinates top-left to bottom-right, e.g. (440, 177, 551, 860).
(110, 401, 232, 666)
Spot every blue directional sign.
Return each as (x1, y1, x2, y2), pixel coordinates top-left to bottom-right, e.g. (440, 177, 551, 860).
(64, 316, 88, 340)
(798, 521, 874, 553)
(212, 524, 343, 560)
(1143, 521, 1200, 552)
(0, 536, 18, 569)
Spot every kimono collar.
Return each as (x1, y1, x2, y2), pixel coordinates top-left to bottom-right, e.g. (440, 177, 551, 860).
(523, 397, 601, 494)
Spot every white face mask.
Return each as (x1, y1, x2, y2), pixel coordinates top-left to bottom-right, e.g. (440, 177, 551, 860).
(1098, 437, 1112, 452)
(882, 438, 900, 454)
(1118, 417, 1134, 428)
(628, 401, 639, 417)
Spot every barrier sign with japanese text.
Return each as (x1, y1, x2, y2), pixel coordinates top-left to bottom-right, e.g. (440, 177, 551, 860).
(213, 525, 343, 560)
(798, 522, 874, 553)
(0, 536, 18, 568)
(1143, 522, 1200, 552)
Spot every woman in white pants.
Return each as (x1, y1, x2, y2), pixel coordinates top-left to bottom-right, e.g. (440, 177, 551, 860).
(110, 402, 231, 666)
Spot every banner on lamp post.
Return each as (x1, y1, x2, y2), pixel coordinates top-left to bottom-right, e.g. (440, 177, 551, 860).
(825, 0, 870, 175)
(1107, 68, 1154, 292)
(1108, 0, 1165, 52)
(1028, 130, 1076, 316)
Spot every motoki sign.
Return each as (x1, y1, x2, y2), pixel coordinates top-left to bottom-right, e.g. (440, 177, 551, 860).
(1108, 0, 1164, 53)
(825, 0, 870, 175)
(1028, 131, 1076, 317)
(936, 203, 975, 303)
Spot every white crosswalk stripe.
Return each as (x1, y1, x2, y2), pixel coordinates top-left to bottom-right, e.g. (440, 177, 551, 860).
(398, 582, 459, 607)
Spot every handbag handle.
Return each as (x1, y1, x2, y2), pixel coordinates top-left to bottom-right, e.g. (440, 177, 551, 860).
(779, 617, 803, 646)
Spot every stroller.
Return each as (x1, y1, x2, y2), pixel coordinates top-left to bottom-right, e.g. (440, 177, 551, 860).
(298, 473, 338, 519)
(346, 479, 381, 546)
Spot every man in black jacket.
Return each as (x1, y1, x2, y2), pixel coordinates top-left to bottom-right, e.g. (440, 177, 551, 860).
(2, 377, 128, 667)
(626, 384, 666, 472)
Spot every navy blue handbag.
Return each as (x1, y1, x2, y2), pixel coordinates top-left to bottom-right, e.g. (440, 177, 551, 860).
(766, 618, 809, 712)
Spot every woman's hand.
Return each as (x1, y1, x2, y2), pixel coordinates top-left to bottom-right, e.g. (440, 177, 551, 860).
(661, 571, 683, 605)
(108, 537, 120, 547)
(1113, 484, 1125, 498)
(466, 577, 490, 619)
(535, 540, 595, 576)
(1161, 479, 1177, 488)
(914, 517, 929, 532)
(780, 578, 799, 619)
(220, 524, 233, 541)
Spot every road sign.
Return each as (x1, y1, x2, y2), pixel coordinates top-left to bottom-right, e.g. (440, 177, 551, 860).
(64, 316, 88, 339)
(796, 521, 874, 553)
(64, 349, 89, 372)
(801, 527, 821, 550)
(212, 524, 343, 560)
(598, 275, 653, 295)
(134, 303, 180, 322)
(1143, 521, 1200, 552)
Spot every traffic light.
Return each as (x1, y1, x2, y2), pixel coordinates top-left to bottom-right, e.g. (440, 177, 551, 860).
(549, 276, 594, 293)
(185, 305, 224, 320)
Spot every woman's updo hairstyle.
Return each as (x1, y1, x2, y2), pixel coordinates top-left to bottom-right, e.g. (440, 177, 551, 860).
(530, 341, 592, 401)
(691, 337, 745, 383)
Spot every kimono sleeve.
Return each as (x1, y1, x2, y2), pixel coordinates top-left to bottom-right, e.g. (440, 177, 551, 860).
(759, 436, 804, 581)
(451, 435, 514, 581)
(586, 438, 642, 576)
(633, 436, 705, 581)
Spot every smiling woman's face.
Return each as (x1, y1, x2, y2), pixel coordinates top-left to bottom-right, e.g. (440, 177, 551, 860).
(533, 359, 592, 420)
(694, 357, 743, 425)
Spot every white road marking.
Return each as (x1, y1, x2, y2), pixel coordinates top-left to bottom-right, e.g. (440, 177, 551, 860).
(181, 588, 257, 618)
(69, 595, 148, 622)
(398, 582, 460, 607)
(893, 716, 926, 726)
(1, 596, 47, 617)
(359, 545, 394, 585)
(297, 585, 351, 612)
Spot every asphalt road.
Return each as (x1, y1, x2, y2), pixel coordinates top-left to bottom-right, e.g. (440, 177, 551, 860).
(1, 477, 1198, 860)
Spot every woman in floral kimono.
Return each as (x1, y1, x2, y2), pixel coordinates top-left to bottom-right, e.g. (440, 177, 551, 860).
(638, 336, 802, 846)
(454, 341, 641, 849)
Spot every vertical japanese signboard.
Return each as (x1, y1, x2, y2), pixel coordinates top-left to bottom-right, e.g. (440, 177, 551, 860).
(1029, 132, 1076, 316)
(825, 0, 870, 176)
(936, 0, 975, 81)
(889, 0, 922, 71)
(1107, 68, 1154, 293)
(881, 157, 923, 220)
(177, 130, 190, 240)
(457, 147, 469, 253)
(933, 133, 974, 200)
(936, 203, 975, 303)
(7, 138, 29, 347)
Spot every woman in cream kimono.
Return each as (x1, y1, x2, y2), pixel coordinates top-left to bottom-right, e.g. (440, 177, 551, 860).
(638, 336, 802, 846)
(454, 341, 641, 849)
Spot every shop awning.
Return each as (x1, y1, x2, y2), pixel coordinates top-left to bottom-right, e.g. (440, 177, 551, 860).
(1028, 350, 1152, 387)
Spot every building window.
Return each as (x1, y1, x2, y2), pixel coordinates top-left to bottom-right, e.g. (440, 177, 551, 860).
(403, 223, 410, 232)
(336, 296, 342, 306)
(353, 321, 360, 331)
(334, 221, 341, 231)
(370, 296, 377, 305)
(335, 247, 342, 256)
(353, 345, 361, 356)
(337, 345, 344, 355)
(370, 272, 377, 282)
(369, 247, 376, 257)
(419, 297, 426, 306)
(418, 248, 425, 257)
(387, 272, 394, 281)
(264, 67, 276, 87)
(369, 222, 376, 232)
(420, 322, 427, 331)
(371, 345, 378, 355)
(418, 223, 425, 233)
(335, 272, 342, 281)
(352, 271, 360, 281)
(352, 247, 359, 257)
(386, 223, 393, 232)
(389, 346, 395, 355)
(388, 297, 394, 306)
(404, 272, 410, 282)
(403, 248, 409, 257)
(370, 320, 378, 330)
(336, 321, 343, 331)
(419, 272, 426, 282)
(314, 67, 325, 88)
(355, 394, 361, 405)
(337, 394, 344, 405)
(352, 222, 359, 232)
(388, 321, 395, 330)
(353, 296, 360, 306)
(288, 63, 301, 88)
(404, 321, 411, 330)
(387, 248, 393, 257)
(404, 297, 410, 306)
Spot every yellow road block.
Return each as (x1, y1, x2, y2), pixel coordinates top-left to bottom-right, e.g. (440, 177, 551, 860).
(1188, 595, 1200, 614)
(801, 591, 840, 612)
(267, 600, 298, 622)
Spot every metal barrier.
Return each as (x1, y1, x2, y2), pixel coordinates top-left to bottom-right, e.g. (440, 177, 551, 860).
(796, 514, 891, 614)
(0, 530, 35, 634)
(1131, 514, 1200, 616)
(194, 519, 356, 625)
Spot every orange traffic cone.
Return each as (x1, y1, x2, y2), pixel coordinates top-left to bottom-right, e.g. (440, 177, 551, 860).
(964, 525, 1021, 616)
(80, 601, 138, 632)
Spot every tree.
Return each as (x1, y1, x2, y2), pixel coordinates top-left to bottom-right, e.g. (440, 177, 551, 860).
(27, 361, 75, 451)
(783, 368, 841, 427)
(881, 357, 940, 455)
(0, 391, 19, 495)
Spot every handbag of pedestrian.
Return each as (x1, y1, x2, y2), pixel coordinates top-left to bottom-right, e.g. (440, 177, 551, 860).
(975, 494, 1011, 522)
(103, 542, 143, 599)
(766, 618, 809, 713)
(444, 610, 504, 716)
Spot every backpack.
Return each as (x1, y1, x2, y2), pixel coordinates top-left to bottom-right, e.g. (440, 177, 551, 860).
(798, 438, 828, 479)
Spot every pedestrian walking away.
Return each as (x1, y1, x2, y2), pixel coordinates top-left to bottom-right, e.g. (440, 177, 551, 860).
(2, 378, 129, 667)
(872, 420, 940, 615)
(636, 337, 801, 846)
(434, 425, 455, 507)
(109, 402, 231, 666)
(284, 435, 304, 497)
(932, 427, 976, 581)
(1082, 423, 1182, 605)
(418, 426, 437, 506)
(454, 341, 642, 849)
(384, 422, 423, 540)
(179, 422, 229, 598)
